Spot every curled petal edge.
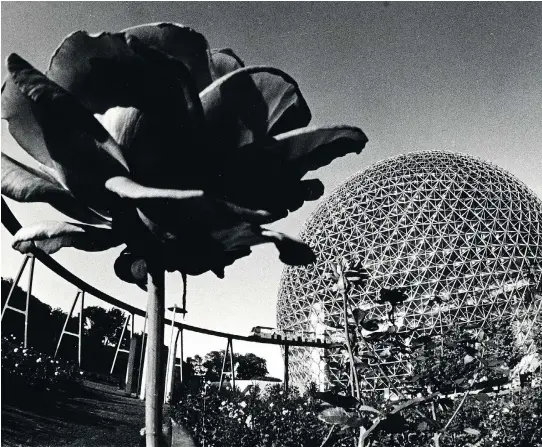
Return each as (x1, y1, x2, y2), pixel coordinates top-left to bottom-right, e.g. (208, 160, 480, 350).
(12, 221, 120, 255)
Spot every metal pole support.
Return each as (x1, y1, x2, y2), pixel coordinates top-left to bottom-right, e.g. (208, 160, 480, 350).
(110, 313, 133, 375)
(54, 289, 85, 366)
(219, 337, 235, 391)
(1, 254, 35, 348)
(284, 344, 290, 393)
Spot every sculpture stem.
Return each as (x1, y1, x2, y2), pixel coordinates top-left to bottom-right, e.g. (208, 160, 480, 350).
(146, 261, 165, 447)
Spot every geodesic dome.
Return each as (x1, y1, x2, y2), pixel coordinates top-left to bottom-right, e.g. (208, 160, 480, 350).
(277, 151, 542, 392)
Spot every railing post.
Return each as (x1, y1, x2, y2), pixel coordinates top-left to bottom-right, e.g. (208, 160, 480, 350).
(230, 338, 235, 392)
(23, 255, 35, 348)
(284, 344, 289, 393)
(179, 328, 184, 384)
(55, 290, 84, 366)
(78, 291, 84, 366)
(1, 255, 33, 347)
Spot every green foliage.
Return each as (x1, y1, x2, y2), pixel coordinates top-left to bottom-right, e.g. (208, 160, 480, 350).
(1, 336, 82, 402)
(174, 384, 356, 447)
(201, 350, 269, 381)
(2, 276, 129, 377)
(84, 305, 126, 348)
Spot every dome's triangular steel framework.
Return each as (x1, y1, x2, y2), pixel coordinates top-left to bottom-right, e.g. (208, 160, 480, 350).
(277, 151, 542, 393)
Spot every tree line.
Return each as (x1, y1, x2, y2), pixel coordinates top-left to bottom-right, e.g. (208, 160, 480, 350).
(2, 277, 272, 382)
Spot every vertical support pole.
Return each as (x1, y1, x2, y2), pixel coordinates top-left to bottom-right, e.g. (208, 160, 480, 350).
(125, 337, 138, 395)
(2, 255, 33, 345)
(284, 344, 289, 393)
(54, 290, 81, 359)
(1, 254, 30, 320)
(125, 313, 135, 386)
(138, 313, 148, 396)
(165, 328, 181, 404)
(179, 328, 184, 384)
(146, 262, 165, 447)
(78, 291, 85, 367)
(139, 340, 148, 400)
(164, 307, 178, 403)
(23, 255, 35, 348)
(219, 337, 231, 391)
(230, 338, 235, 392)
(111, 314, 131, 374)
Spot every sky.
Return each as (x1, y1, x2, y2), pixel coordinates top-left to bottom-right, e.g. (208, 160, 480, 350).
(1, 2, 542, 379)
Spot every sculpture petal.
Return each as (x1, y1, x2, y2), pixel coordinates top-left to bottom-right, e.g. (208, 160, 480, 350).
(206, 225, 316, 276)
(1, 77, 55, 168)
(261, 230, 316, 265)
(105, 176, 273, 226)
(122, 23, 213, 92)
(209, 125, 366, 217)
(210, 48, 245, 79)
(47, 31, 137, 113)
(1, 154, 109, 225)
(80, 35, 209, 189)
(46, 23, 212, 113)
(200, 66, 311, 150)
(151, 224, 316, 280)
(270, 125, 368, 177)
(6, 53, 129, 212)
(12, 221, 120, 254)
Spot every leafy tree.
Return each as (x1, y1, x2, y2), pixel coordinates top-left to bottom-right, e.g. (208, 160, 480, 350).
(84, 306, 126, 347)
(2, 277, 67, 354)
(236, 352, 268, 379)
(202, 350, 268, 381)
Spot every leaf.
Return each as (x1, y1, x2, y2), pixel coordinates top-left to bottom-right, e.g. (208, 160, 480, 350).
(361, 319, 380, 331)
(357, 405, 382, 415)
(438, 397, 454, 410)
(417, 421, 430, 431)
(464, 354, 475, 365)
(318, 407, 362, 427)
(378, 288, 408, 305)
(411, 335, 434, 348)
(485, 358, 503, 367)
(473, 393, 491, 402)
(391, 395, 435, 414)
(170, 417, 197, 447)
(354, 361, 371, 373)
(353, 308, 368, 325)
(379, 414, 407, 433)
(315, 391, 358, 409)
(464, 428, 481, 437)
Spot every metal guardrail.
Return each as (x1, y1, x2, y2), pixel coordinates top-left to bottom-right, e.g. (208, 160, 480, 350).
(1, 199, 331, 348)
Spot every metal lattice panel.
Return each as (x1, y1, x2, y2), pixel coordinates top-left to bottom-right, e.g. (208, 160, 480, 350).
(277, 151, 542, 393)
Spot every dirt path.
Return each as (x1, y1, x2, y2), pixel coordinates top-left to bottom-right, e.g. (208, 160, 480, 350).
(2, 380, 145, 447)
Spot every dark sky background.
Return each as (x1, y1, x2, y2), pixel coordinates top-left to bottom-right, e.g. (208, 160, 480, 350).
(2, 2, 541, 376)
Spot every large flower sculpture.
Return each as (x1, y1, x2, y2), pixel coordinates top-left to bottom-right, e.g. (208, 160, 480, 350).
(2, 23, 367, 284)
(2, 22, 368, 446)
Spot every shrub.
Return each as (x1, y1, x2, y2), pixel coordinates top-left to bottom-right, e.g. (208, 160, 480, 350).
(1, 335, 82, 402)
(173, 383, 357, 447)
